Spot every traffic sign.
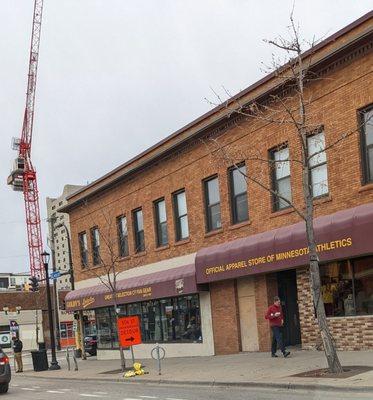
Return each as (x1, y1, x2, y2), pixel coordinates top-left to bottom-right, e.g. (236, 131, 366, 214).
(9, 320, 19, 332)
(50, 271, 61, 279)
(117, 316, 142, 347)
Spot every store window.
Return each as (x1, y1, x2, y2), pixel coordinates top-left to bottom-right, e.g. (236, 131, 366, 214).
(95, 307, 118, 349)
(360, 105, 373, 184)
(78, 231, 88, 268)
(229, 163, 248, 224)
(117, 215, 129, 257)
(320, 256, 373, 317)
(90, 227, 100, 265)
(94, 294, 202, 349)
(173, 190, 189, 241)
(270, 146, 292, 210)
(60, 322, 73, 339)
(204, 176, 222, 232)
(133, 208, 145, 253)
(154, 198, 168, 247)
(308, 131, 328, 197)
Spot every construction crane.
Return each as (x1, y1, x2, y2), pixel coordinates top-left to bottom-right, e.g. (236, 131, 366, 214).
(7, 0, 45, 279)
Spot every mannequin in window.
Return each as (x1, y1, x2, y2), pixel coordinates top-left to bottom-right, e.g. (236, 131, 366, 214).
(344, 293, 355, 316)
(321, 277, 335, 316)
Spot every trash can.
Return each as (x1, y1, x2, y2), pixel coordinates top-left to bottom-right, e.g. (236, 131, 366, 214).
(38, 342, 46, 351)
(31, 350, 49, 372)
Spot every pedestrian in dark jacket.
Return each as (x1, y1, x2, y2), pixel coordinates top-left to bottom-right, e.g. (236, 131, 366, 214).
(12, 337, 23, 373)
(265, 296, 290, 358)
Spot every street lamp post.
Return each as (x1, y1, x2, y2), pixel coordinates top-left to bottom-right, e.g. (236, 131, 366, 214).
(41, 251, 61, 370)
(55, 223, 86, 359)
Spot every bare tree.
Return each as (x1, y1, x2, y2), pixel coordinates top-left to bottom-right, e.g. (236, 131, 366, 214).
(204, 13, 370, 373)
(80, 201, 145, 372)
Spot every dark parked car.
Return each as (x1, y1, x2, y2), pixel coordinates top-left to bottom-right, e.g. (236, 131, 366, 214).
(84, 335, 97, 356)
(0, 348, 11, 394)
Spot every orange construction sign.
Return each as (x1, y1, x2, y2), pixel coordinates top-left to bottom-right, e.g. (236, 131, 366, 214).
(118, 316, 142, 347)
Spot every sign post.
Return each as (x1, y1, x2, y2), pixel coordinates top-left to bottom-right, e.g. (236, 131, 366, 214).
(50, 271, 61, 280)
(9, 320, 19, 338)
(118, 316, 142, 365)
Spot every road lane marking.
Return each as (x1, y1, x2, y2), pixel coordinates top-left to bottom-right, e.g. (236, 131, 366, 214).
(93, 392, 108, 395)
(140, 397, 158, 399)
(47, 390, 66, 394)
(80, 395, 103, 398)
(21, 388, 36, 391)
(166, 398, 188, 400)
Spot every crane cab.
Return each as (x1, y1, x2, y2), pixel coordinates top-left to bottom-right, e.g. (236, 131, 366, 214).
(7, 157, 25, 191)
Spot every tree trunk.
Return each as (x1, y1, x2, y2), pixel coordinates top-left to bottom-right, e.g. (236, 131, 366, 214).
(302, 164, 343, 373)
(113, 299, 126, 372)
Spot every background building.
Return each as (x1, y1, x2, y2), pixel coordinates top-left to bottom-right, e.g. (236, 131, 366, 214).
(0, 272, 30, 291)
(46, 184, 84, 290)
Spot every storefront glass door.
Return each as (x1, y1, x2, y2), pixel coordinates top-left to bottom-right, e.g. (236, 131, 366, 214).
(277, 270, 301, 346)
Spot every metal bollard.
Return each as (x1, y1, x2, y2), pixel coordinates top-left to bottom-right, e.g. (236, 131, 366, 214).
(151, 343, 165, 375)
(72, 349, 78, 371)
(66, 348, 71, 371)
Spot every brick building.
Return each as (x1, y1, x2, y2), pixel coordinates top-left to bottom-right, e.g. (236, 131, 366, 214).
(0, 289, 69, 350)
(63, 13, 373, 359)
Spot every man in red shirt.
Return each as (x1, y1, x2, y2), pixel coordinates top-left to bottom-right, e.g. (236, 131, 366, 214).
(265, 296, 290, 358)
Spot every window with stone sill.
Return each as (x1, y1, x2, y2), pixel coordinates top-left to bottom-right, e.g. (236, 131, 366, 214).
(78, 231, 88, 268)
(270, 146, 292, 211)
(203, 176, 222, 232)
(228, 163, 249, 224)
(90, 227, 100, 265)
(133, 208, 145, 253)
(154, 198, 168, 247)
(307, 131, 329, 198)
(360, 105, 373, 184)
(173, 189, 189, 241)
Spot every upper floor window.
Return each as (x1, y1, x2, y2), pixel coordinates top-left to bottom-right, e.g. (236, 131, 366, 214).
(173, 190, 189, 241)
(229, 163, 248, 223)
(270, 146, 292, 211)
(117, 215, 129, 257)
(360, 105, 373, 184)
(78, 232, 88, 268)
(154, 198, 168, 247)
(308, 131, 328, 197)
(133, 208, 145, 253)
(204, 176, 221, 232)
(90, 227, 100, 265)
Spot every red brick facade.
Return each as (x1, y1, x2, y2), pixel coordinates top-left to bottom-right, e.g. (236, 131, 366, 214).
(64, 16, 373, 355)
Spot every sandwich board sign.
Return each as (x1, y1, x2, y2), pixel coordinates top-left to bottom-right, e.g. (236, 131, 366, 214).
(117, 316, 142, 347)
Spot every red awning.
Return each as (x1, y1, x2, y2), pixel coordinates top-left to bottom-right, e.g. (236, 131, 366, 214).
(195, 203, 373, 284)
(65, 264, 197, 311)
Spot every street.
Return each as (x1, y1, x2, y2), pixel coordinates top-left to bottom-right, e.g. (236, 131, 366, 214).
(7, 376, 373, 400)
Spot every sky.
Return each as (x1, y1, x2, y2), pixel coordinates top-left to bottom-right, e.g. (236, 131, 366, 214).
(0, 1, 372, 273)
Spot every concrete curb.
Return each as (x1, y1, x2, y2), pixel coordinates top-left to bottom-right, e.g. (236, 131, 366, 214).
(20, 373, 373, 393)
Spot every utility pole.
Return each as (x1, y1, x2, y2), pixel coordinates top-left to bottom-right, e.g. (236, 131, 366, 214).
(48, 216, 61, 350)
(41, 251, 60, 370)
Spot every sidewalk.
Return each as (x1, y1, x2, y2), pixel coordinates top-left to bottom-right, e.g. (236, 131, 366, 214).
(20, 349, 373, 393)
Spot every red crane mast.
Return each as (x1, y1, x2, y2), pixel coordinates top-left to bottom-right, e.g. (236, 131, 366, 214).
(7, 0, 45, 279)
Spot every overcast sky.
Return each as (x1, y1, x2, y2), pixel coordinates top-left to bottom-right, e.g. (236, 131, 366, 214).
(0, 1, 372, 274)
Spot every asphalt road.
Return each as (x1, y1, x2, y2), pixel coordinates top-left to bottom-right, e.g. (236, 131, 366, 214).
(5, 376, 373, 400)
